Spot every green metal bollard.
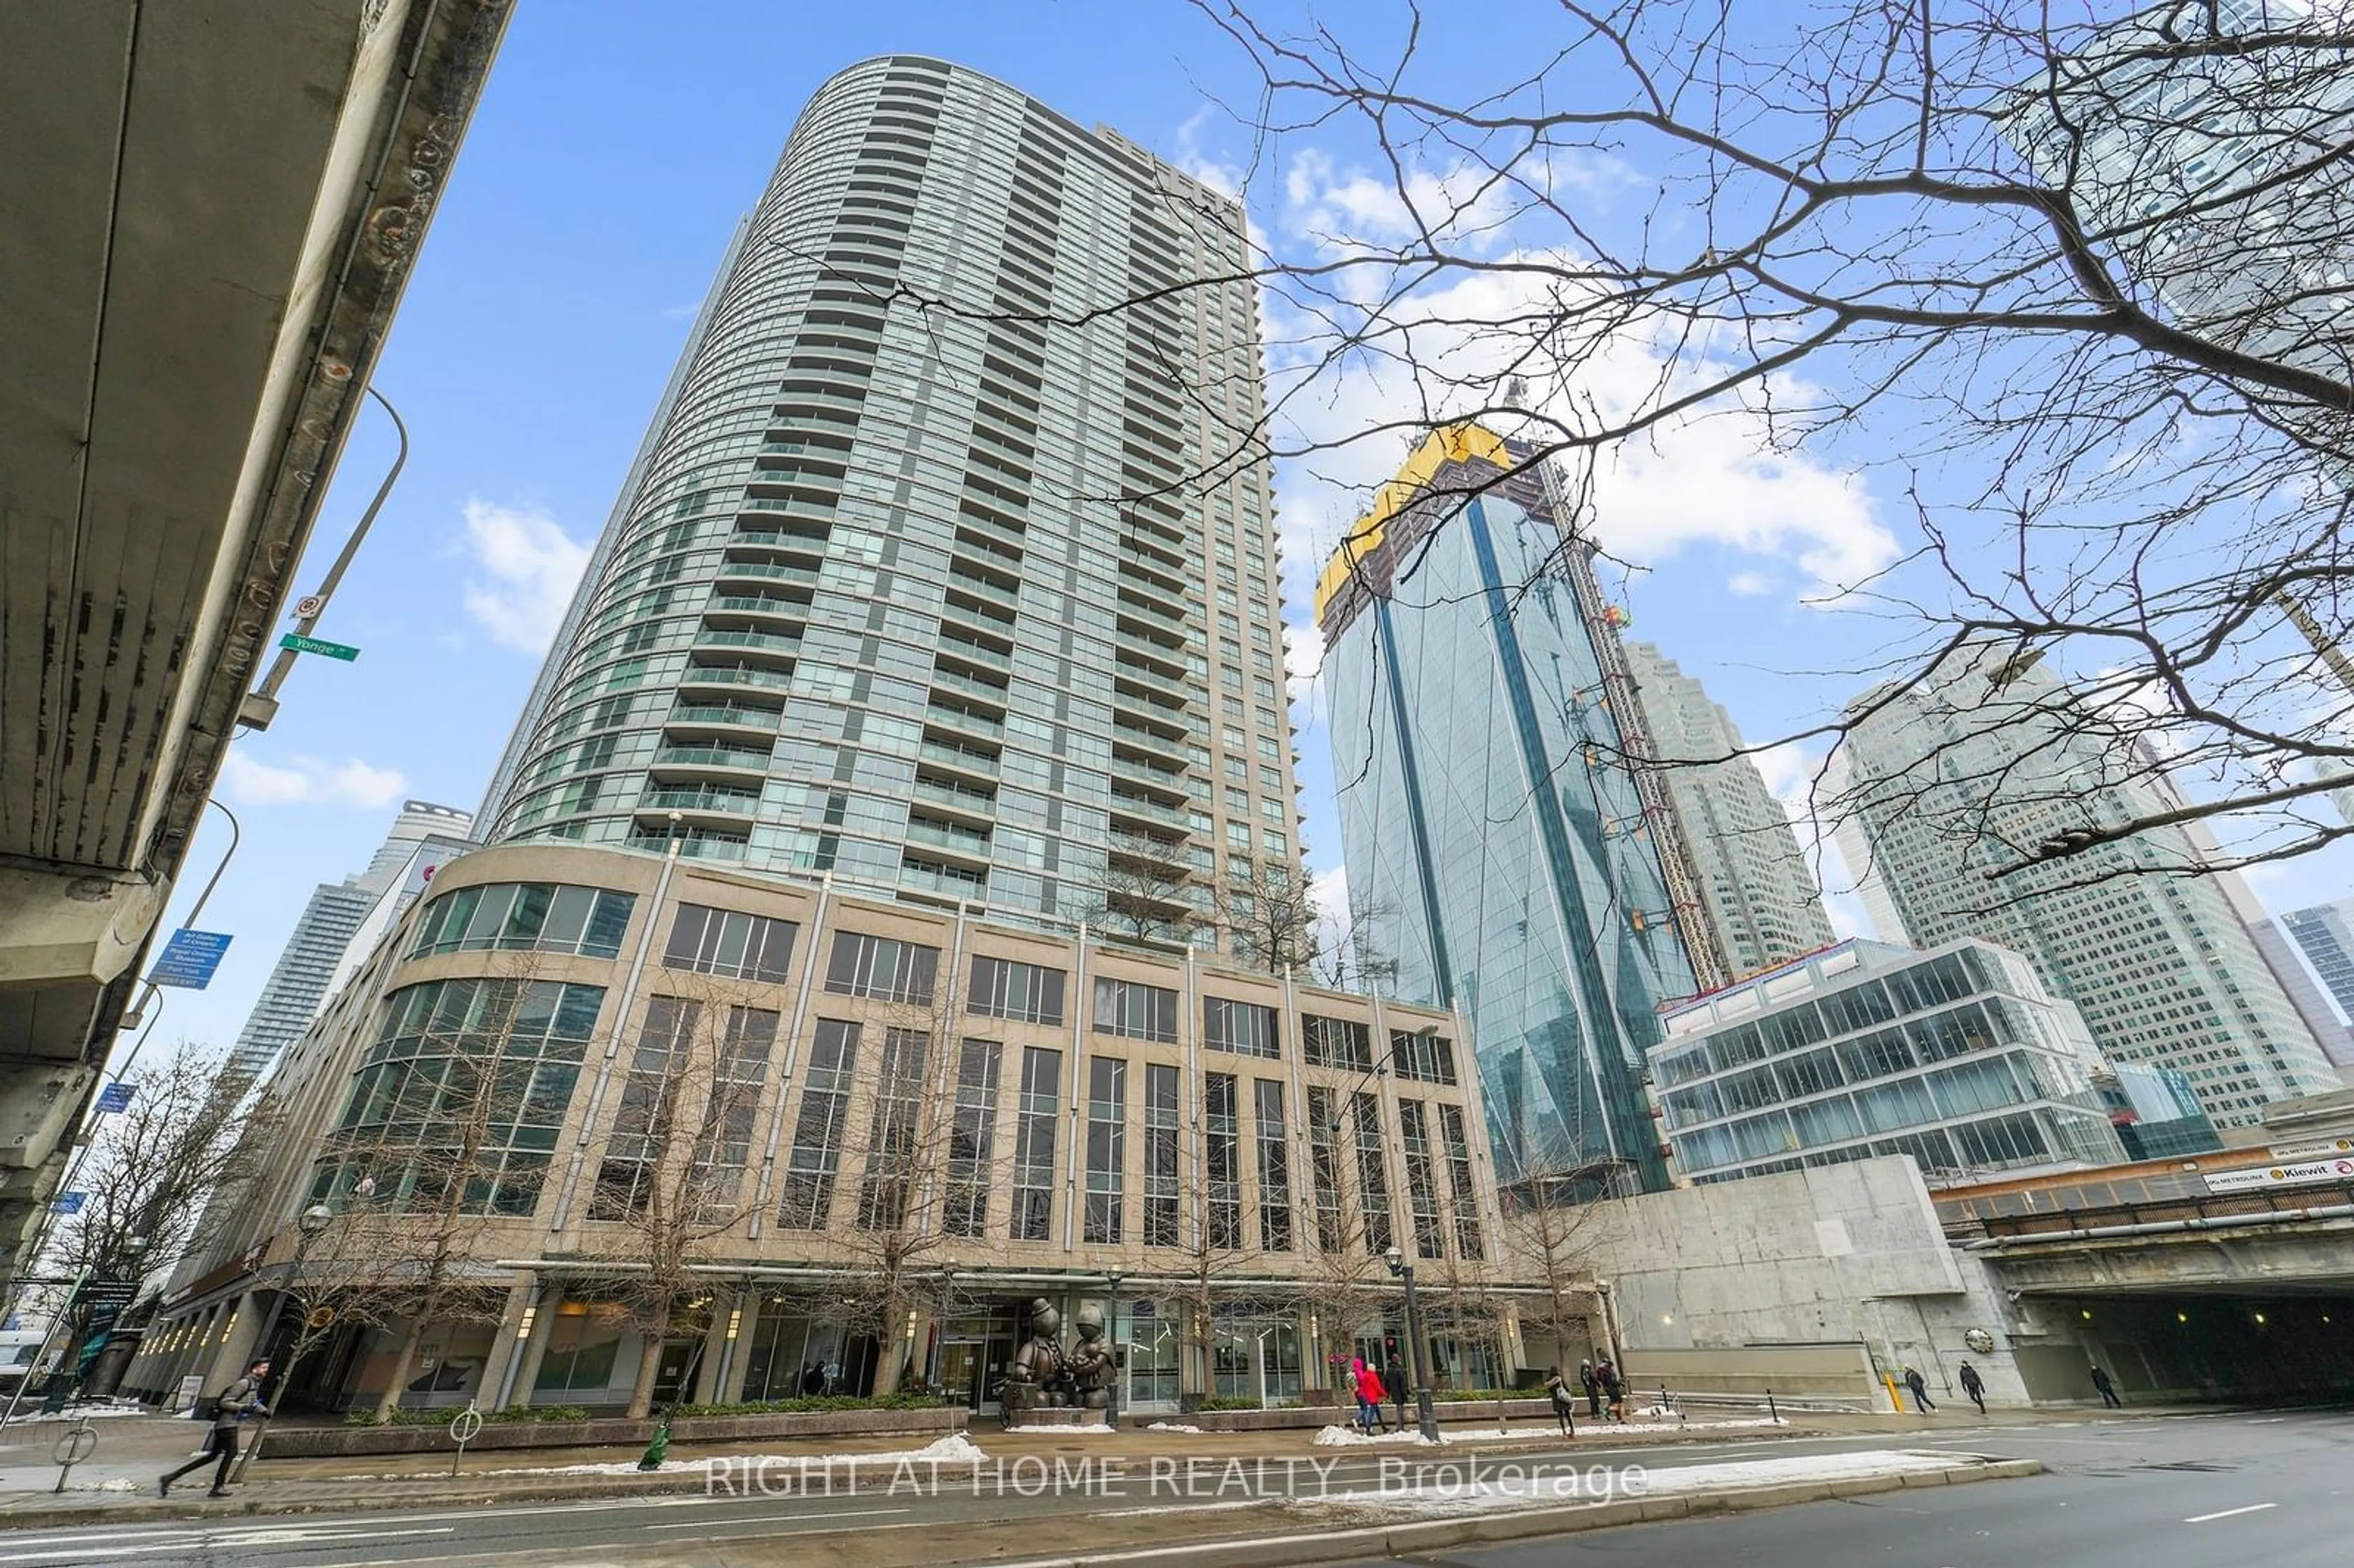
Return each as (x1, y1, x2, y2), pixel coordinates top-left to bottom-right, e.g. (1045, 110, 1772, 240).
(638, 1411, 672, 1471)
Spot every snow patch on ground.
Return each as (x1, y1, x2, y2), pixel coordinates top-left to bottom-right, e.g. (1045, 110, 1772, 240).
(1298, 1448, 1964, 1517)
(1144, 1422, 1204, 1434)
(1311, 1417, 1783, 1447)
(333, 1430, 991, 1482)
(1, 1405, 157, 1427)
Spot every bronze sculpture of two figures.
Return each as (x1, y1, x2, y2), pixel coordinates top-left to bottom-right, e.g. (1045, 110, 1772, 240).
(1002, 1297, 1116, 1417)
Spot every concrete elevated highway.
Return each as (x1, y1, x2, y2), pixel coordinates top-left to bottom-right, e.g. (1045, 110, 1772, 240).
(1952, 1178, 2354, 1401)
(0, 1, 505, 1274)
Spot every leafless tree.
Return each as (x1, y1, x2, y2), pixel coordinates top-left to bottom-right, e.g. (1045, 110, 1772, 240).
(1496, 1172, 1608, 1377)
(574, 979, 772, 1418)
(269, 957, 606, 1418)
(868, 0, 2350, 891)
(802, 990, 995, 1395)
(1068, 832, 1204, 946)
(1217, 856, 1322, 972)
(1426, 1247, 1518, 1425)
(1290, 1081, 1397, 1413)
(50, 1046, 257, 1295)
(1309, 890, 1401, 994)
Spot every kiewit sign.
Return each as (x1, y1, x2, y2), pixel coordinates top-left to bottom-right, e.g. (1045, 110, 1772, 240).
(2203, 1158, 2354, 1194)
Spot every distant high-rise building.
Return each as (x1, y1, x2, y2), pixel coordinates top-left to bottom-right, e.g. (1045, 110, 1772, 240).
(1622, 642, 1835, 976)
(1827, 641, 2337, 1127)
(2143, 752, 2354, 1070)
(2007, 0, 2354, 388)
(1319, 424, 1699, 1190)
(2281, 900, 2354, 1064)
(229, 801, 473, 1078)
(474, 58, 1297, 940)
(2090, 1059, 2226, 1161)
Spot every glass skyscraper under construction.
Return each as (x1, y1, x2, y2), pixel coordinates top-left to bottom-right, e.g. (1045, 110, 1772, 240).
(1319, 424, 1700, 1190)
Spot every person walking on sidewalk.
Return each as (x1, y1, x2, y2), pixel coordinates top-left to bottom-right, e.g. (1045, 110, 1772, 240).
(161, 1359, 270, 1498)
(1544, 1366, 1578, 1437)
(1957, 1361, 1987, 1415)
(1902, 1366, 1936, 1412)
(2090, 1363, 2122, 1409)
(1384, 1353, 1409, 1433)
(1578, 1359, 1601, 1418)
(1354, 1358, 1392, 1435)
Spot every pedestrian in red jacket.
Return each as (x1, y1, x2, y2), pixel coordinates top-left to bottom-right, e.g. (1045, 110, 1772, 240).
(1351, 1358, 1390, 1434)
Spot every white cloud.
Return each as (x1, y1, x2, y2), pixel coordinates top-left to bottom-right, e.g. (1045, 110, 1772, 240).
(220, 754, 314, 805)
(1175, 106, 1247, 199)
(1256, 250, 1900, 609)
(460, 499, 589, 656)
(328, 759, 409, 810)
(1726, 571, 1778, 597)
(1309, 864, 1350, 925)
(1282, 148, 1524, 259)
(221, 753, 408, 810)
(1284, 619, 1328, 718)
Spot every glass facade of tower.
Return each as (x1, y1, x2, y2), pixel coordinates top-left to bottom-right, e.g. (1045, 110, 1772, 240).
(1830, 644, 2339, 1127)
(476, 58, 1298, 934)
(1622, 641, 1835, 976)
(1321, 428, 1696, 1189)
(2006, 0, 2354, 381)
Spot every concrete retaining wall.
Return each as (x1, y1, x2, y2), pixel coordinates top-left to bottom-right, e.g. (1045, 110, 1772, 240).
(1618, 1344, 1880, 1406)
(259, 1404, 965, 1459)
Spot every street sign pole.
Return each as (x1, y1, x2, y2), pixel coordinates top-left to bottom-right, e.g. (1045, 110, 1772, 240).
(0, 1268, 87, 1428)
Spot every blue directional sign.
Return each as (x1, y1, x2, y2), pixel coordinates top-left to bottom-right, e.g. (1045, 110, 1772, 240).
(94, 1083, 135, 1114)
(50, 1193, 85, 1216)
(149, 929, 234, 990)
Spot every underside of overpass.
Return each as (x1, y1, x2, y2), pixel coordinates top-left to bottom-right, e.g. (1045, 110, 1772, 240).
(0, 1, 505, 1274)
(2013, 1284, 2353, 1404)
(1968, 1188, 2354, 1402)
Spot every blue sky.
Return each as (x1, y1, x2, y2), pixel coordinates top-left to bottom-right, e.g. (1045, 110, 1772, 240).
(135, 0, 2354, 1067)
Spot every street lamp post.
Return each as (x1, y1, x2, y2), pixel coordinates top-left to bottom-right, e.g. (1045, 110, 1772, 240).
(230, 1204, 333, 1482)
(1104, 1270, 1122, 1431)
(1384, 1245, 1441, 1442)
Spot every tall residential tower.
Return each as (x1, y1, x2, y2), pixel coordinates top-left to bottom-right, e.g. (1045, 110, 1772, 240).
(1319, 424, 1700, 1190)
(476, 58, 1299, 938)
(1828, 642, 2337, 1125)
(227, 801, 473, 1079)
(1622, 642, 1835, 976)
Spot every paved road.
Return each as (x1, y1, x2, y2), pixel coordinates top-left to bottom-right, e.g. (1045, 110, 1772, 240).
(1343, 1408, 2354, 1568)
(0, 1409, 2345, 1567)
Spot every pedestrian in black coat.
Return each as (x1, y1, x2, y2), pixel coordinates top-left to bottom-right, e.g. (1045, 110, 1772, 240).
(1902, 1366, 1936, 1412)
(1957, 1361, 1987, 1415)
(2090, 1363, 2122, 1409)
(1543, 1367, 1577, 1437)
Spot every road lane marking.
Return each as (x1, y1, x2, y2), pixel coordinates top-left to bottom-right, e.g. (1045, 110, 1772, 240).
(2186, 1504, 2276, 1523)
(0, 1524, 455, 1564)
(644, 1504, 912, 1532)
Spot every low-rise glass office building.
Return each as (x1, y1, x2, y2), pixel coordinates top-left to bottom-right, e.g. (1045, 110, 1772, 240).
(1650, 939, 2127, 1184)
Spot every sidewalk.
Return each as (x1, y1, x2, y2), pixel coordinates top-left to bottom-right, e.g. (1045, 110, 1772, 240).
(0, 1399, 2143, 1530)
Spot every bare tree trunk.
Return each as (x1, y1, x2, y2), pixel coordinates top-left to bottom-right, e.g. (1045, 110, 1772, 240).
(627, 1294, 674, 1420)
(375, 1319, 429, 1421)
